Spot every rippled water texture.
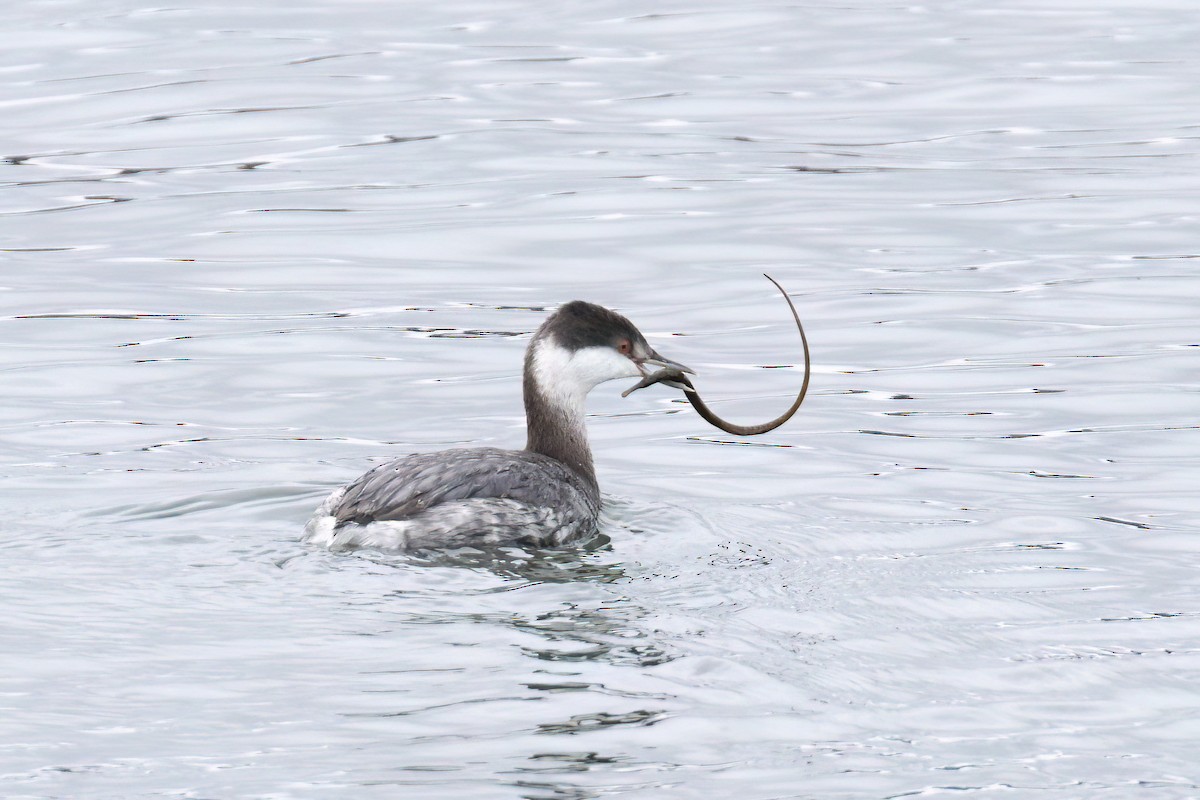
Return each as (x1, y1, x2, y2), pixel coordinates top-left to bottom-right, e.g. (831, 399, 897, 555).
(3, 1, 1199, 797)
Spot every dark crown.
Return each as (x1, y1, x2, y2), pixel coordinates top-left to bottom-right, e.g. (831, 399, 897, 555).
(539, 300, 646, 353)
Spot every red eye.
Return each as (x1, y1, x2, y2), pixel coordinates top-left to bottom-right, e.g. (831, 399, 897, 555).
(618, 339, 632, 355)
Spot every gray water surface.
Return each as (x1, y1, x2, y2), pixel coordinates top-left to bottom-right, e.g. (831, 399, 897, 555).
(3, 1, 1199, 798)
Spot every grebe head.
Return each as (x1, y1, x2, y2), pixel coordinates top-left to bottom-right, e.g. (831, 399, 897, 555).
(528, 300, 693, 405)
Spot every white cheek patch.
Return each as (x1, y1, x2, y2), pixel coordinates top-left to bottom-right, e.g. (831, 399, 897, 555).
(570, 345, 643, 385)
(531, 338, 580, 411)
(531, 338, 641, 410)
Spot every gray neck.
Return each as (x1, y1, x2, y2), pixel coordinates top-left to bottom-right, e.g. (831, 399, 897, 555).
(522, 345, 598, 495)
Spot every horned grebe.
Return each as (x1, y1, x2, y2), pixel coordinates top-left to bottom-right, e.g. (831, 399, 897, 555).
(304, 300, 692, 551)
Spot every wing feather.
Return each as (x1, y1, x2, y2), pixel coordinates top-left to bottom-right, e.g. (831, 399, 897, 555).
(331, 447, 597, 525)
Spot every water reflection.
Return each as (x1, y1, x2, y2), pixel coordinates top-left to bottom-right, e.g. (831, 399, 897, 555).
(533, 708, 668, 735)
(308, 534, 686, 799)
(398, 537, 622, 585)
(515, 603, 674, 667)
(352, 544, 679, 670)
(512, 750, 676, 800)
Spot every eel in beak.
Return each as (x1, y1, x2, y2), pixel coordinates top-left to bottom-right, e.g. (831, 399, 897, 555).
(622, 274, 811, 436)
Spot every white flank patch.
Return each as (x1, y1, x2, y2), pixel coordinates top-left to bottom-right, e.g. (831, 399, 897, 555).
(302, 486, 347, 547)
(303, 496, 578, 552)
(302, 512, 339, 547)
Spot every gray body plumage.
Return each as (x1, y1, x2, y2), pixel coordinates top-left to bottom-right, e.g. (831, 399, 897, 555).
(304, 300, 687, 552)
(308, 447, 599, 550)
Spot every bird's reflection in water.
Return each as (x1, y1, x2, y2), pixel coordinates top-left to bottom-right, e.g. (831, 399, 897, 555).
(512, 602, 674, 668)
(363, 534, 676, 670)
(398, 532, 624, 586)
(338, 532, 681, 676)
(342, 535, 679, 797)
